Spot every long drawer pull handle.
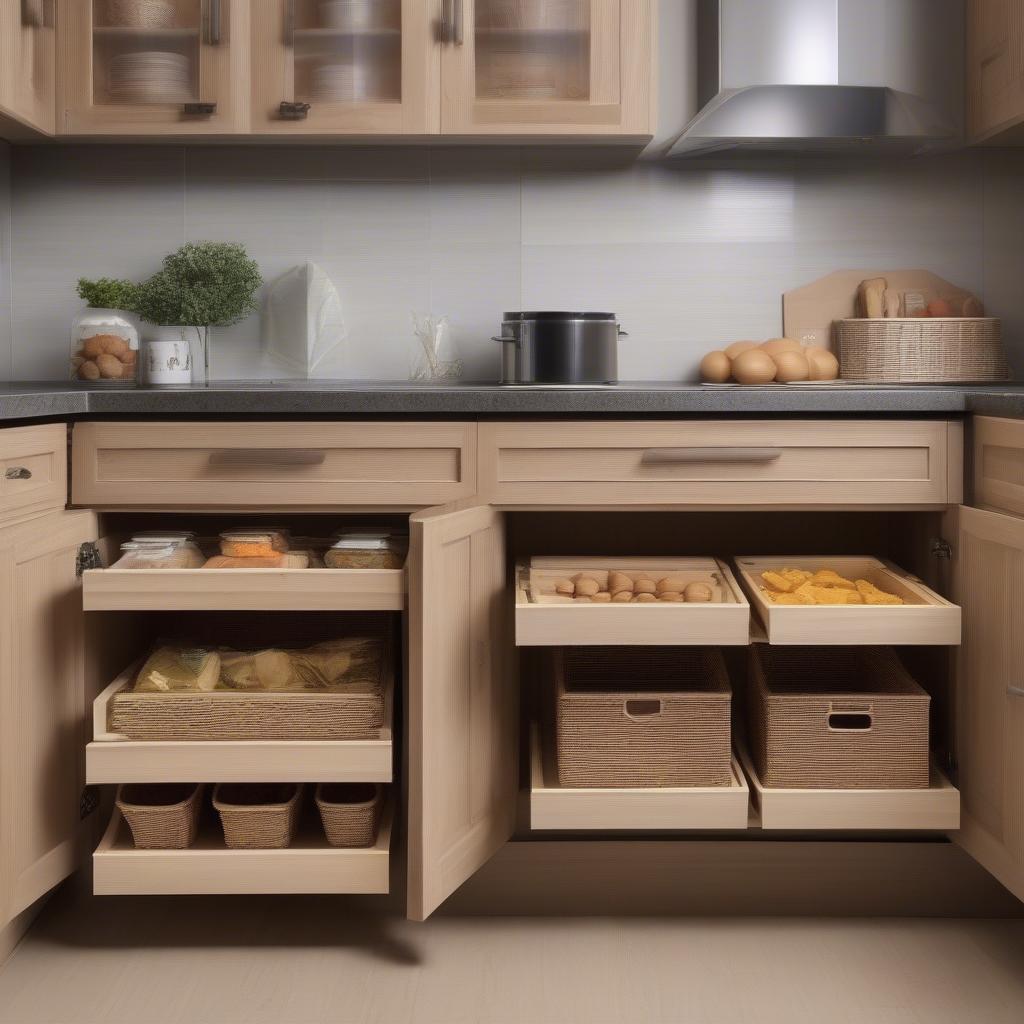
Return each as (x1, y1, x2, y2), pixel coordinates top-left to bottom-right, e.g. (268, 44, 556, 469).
(4, 466, 32, 480)
(641, 447, 783, 465)
(208, 449, 326, 468)
(1008, 686, 1024, 699)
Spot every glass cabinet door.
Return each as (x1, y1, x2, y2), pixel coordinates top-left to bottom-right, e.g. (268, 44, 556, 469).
(440, 0, 654, 135)
(1, 0, 56, 135)
(58, 0, 246, 134)
(250, 0, 435, 134)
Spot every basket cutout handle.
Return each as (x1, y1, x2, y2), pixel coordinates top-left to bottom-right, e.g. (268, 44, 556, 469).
(828, 710, 873, 731)
(624, 698, 663, 722)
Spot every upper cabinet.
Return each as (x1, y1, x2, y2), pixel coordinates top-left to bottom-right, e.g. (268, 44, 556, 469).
(249, 0, 438, 134)
(56, 0, 249, 135)
(967, 0, 1024, 144)
(15, 0, 654, 139)
(0, 0, 56, 136)
(440, 0, 655, 136)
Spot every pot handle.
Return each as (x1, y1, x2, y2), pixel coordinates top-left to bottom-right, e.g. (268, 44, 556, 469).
(491, 336, 515, 343)
(617, 329, 629, 337)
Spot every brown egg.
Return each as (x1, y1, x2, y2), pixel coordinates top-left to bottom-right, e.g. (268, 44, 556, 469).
(608, 571, 633, 595)
(100, 335, 129, 357)
(633, 578, 657, 595)
(554, 579, 575, 596)
(731, 348, 777, 385)
(683, 582, 714, 603)
(78, 360, 100, 380)
(772, 349, 810, 383)
(760, 337, 803, 357)
(658, 592, 684, 602)
(591, 592, 612, 603)
(656, 576, 687, 595)
(806, 347, 840, 381)
(573, 596, 592, 603)
(724, 340, 758, 359)
(574, 578, 600, 597)
(700, 350, 732, 383)
(611, 591, 634, 603)
(633, 592, 658, 603)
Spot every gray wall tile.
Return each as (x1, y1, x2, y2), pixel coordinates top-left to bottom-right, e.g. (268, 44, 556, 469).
(0, 142, 10, 380)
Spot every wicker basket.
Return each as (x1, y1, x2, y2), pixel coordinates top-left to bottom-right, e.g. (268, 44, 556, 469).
(315, 783, 382, 847)
(836, 317, 1009, 383)
(555, 647, 732, 788)
(748, 646, 930, 790)
(116, 783, 204, 850)
(213, 783, 302, 849)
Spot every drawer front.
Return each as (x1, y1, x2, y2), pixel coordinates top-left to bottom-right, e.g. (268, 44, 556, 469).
(480, 420, 962, 507)
(0, 423, 67, 525)
(973, 415, 1024, 517)
(72, 422, 477, 508)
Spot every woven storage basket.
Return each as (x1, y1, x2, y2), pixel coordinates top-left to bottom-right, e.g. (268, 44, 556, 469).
(116, 783, 204, 850)
(748, 646, 930, 790)
(315, 783, 382, 847)
(836, 317, 1009, 383)
(213, 783, 302, 849)
(555, 647, 732, 788)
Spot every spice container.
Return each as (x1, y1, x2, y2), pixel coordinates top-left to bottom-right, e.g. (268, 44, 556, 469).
(70, 308, 139, 386)
(219, 529, 290, 558)
(112, 540, 204, 569)
(325, 531, 406, 569)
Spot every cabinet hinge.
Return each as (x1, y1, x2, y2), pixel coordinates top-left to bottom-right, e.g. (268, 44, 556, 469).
(79, 785, 100, 820)
(76, 541, 102, 577)
(930, 538, 952, 560)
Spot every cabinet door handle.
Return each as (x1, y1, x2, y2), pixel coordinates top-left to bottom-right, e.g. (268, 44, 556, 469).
(4, 466, 32, 480)
(208, 0, 222, 45)
(453, 0, 464, 44)
(1008, 686, 1024, 699)
(640, 447, 783, 465)
(279, 100, 311, 120)
(208, 449, 326, 468)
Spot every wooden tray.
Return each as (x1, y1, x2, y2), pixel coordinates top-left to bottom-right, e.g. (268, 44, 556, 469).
(734, 556, 961, 646)
(515, 556, 750, 647)
(87, 660, 393, 784)
(739, 744, 959, 831)
(530, 725, 749, 831)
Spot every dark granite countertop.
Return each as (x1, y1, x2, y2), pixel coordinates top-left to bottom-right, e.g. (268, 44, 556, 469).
(1, 380, 1023, 422)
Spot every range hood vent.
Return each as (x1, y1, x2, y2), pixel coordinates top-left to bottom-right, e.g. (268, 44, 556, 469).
(666, 0, 963, 157)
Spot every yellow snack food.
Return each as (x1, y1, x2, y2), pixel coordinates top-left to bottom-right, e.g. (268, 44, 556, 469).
(761, 570, 793, 592)
(760, 565, 903, 605)
(855, 579, 904, 605)
(810, 569, 856, 590)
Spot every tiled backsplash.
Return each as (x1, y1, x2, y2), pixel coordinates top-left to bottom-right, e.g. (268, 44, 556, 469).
(1, 143, 1023, 383)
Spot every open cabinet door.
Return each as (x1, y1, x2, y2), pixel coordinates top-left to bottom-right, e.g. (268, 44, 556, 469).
(948, 505, 1024, 903)
(407, 500, 516, 921)
(0, 509, 99, 932)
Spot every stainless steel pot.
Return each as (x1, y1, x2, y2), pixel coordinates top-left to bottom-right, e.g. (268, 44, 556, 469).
(494, 311, 624, 385)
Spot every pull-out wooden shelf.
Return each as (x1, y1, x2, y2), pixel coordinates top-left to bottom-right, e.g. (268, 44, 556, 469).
(734, 556, 961, 646)
(739, 746, 960, 832)
(515, 557, 751, 647)
(529, 726, 750, 831)
(86, 664, 393, 784)
(93, 804, 392, 896)
(82, 564, 406, 612)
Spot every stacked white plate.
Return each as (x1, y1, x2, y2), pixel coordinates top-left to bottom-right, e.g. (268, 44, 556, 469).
(108, 51, 192, 103)
(312, 61, 374, 102)
(319, 0, 400, 32)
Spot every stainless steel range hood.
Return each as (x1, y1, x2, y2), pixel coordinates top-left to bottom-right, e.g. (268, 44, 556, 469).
(666, 0, 963, 157)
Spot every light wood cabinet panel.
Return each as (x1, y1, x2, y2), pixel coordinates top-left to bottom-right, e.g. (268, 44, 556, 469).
(71, 420, 477, 509)
(479, 420, 961, 508)
(57, 0, 250, 135)
(440, 0, 655, 136)
(0, 509, 97, 929)
(0, 423, 67, 528)
(407, 500, 516, 920)
(973, 415, 1024, 517)
(967, 0, 1024, 143)
(249, 0, 437, 134)
(950, 504, 1024, 903)
(0, 0, 56, 137)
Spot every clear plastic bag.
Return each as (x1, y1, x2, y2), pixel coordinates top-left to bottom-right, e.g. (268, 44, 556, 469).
(410, 313, 463, 382)
(135, 646, 221, 693)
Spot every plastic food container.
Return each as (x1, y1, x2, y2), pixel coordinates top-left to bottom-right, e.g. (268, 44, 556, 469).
(69, 308, 139, 386)
(112, 540, 205, 569)
(219, 529, 290, 558)
(324, 531, 406, 569)
(131, 530, 197, 545)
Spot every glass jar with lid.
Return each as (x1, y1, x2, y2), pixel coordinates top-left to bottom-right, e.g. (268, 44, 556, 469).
(112, 539, 204, 570)
(325, 531, 406, 569)
(70, 308, 140, 387)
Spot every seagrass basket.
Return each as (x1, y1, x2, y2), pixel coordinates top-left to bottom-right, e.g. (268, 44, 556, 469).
(836, 317, 1008, 383)
(213, 783, 302, 849)
(116, 783, 204, 849)
(315, 783, 382, 847)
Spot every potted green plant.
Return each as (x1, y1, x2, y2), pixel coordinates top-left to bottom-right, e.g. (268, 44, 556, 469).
(70, 278, 142, 386)
(134, 242, 263, 384)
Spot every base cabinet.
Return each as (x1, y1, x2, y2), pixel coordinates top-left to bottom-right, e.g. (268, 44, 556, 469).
(0, 508, 97, 932)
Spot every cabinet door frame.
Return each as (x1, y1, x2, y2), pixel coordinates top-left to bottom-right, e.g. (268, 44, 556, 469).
(967, 0, 1024, 143)
(0, 508, 98, 929)
(0, 0, 56, 136)
(439, 0, 655, 136)
(56, 0, 250, 135)
(407, 498, 517, 921)
(249, 0, 438, 135)
(947, 502, 1024, 904)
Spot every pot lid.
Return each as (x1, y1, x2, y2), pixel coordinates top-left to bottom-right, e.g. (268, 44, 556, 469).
(503, 311, 616, 321)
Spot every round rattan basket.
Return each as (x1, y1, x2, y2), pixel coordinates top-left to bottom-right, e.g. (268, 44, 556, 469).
(836, 317, 1009, 383)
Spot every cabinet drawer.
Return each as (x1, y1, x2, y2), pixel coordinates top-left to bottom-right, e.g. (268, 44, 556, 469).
(480, 420, 962, 507)
(72, 422, 477, 509)
(0, 423, 66, 526)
